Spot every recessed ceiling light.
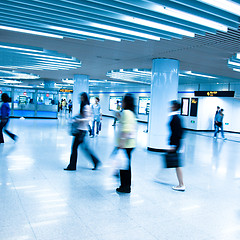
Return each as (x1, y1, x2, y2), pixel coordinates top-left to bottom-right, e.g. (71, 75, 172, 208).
(0, 25, 63, 38)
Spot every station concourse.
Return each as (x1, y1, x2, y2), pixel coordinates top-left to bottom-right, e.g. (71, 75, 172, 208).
(1, 1, 240, 239)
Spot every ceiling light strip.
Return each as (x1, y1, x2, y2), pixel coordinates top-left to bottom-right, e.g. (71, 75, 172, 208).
(0, 25, 63, 38)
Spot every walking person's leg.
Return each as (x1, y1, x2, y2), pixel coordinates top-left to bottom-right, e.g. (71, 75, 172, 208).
(4, 129, 17, 141)
(0, 121, 5, 143)
(112, 117, 117, 126)
(214, 126, 219, 138)
(64, 134, 81, 170)
(96, 121, 100, 135)
(176, 167, 184, 187)
(117, 148, 133, 193)
(81, 135, 101, 170)
(91, 120, 95, 137)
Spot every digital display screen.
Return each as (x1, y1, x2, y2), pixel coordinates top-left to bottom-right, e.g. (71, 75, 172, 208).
(190, 98, 198, 117)
(109, 96, 122, 111)
(138, 97, 150, 114)
(194, 91, 235, 97)
(181, 98, 189, 116)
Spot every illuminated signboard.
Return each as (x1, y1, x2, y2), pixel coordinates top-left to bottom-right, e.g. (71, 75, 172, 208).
(138, 97, 150, 115)
(59, 89, 73, 93)
(181, 98, 189, 116)
(109, 96, 122, 111)
(194, 91, 235, 97)
(190, 98, 198, 117)
(19, 95, 27, 104)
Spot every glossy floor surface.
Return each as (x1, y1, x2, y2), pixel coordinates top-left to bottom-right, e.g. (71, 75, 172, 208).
(1, 116, 240, 240)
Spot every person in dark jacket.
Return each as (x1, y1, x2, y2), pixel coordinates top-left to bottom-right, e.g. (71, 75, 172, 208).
(169, 100, 185, 191)
(0, 93, 17, 143)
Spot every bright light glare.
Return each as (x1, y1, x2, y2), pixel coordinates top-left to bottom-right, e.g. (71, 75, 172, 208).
(62, 79, 74, 84)
(228, 60, 240, 67)
(91, 23, 161, 40)
(123, 17, 195, 37)
(49, 26, 121, 42)
(185, 71, 217, 78)
(0, 44, 43, 53)
(1, 80, 22, 84)
(198, 0, 240, 17)
(0, 25, 63, 38)
(153, 5, 228, 32)
(233, 68, 240, 72)
(236, 53, 240, 59)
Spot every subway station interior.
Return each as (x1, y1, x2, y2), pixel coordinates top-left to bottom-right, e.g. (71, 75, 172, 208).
(1, 1, 240, 240)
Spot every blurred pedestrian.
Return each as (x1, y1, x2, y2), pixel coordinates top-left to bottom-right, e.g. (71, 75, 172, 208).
(112, 100, 121, 126)
(214, 106, 220, 130)
(0, 93, 18, 143)
(90, 97, 102, 137)
(116, 94, 137, 193)
(214, 109, 226, 140)
(168, 100, 185, 191)
(68, 99, 72, 114)
(64, 92, 101, 171)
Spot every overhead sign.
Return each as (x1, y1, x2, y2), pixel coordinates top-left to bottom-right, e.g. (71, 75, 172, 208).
(23, 92, 27, 96)
(59, 89, 73, 93)
(194, 91, 235, 97)
(46, 93, 50, 97)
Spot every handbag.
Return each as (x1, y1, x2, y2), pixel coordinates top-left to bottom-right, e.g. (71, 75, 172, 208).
(111, 149, 129, 170)
(68, 116, 81, 136)
(164, 152, 180, 168)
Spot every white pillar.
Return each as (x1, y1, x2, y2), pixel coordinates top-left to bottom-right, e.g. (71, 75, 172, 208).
(72, 74, 89, 116)
(148, 59, 179, 151)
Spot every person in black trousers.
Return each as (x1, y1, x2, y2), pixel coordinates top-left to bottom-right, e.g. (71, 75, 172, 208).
(64, 92, 101, 171)
(116, 94, 137, 194)
(169, 100, 185, 191)
(0, 93, 17, 144)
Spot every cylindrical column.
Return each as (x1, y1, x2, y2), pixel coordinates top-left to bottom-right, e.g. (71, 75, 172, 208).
(72, 74, 89, 116)
(148, 59, 179, 151)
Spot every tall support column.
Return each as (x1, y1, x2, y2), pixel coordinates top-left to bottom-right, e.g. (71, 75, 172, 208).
(148, 59, 179, 151)
(72, 74, 89, 116)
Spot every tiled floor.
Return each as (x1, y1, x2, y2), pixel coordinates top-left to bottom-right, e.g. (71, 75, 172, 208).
(1, 116, 240, 240)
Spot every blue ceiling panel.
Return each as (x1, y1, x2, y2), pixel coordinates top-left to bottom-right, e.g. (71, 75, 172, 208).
(0, 0, 238, 42)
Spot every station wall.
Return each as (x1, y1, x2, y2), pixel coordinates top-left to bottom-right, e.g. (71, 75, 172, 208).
(179, 83, 240, 133)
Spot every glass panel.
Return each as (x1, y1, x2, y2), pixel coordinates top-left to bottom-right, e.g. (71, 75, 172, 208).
(37, 90, 58, 118)
(13, 89, 36, 117)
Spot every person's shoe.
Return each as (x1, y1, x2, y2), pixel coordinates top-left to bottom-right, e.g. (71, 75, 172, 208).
(92, 161, 101, 170)
(213, 136, 217, 139)
(13, 136, 18, 142)
(64, 167, 76, 171)
(223, 138, 227, 140)
(90, 135, 94, 138)
(172, 185, 185, 191)
(116, 187, 131, 193)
